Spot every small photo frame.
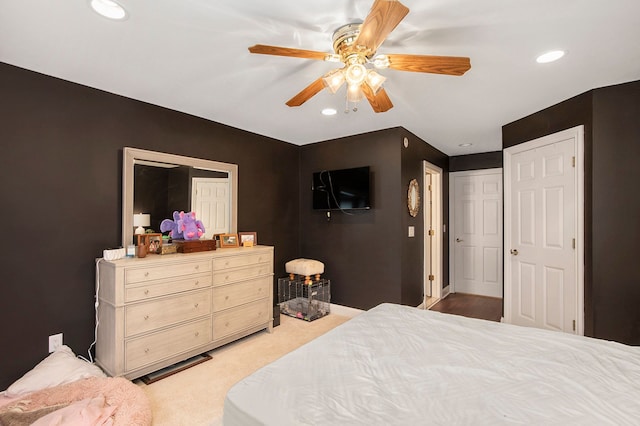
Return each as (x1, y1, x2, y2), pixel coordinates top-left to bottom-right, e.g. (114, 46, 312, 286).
(147, 233, 163, 254)
(220, 233, 239, 248)
(239, 232, 257, 247)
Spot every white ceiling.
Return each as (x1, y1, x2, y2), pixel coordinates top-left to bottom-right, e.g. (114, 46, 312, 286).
(2, 1, 639, 155)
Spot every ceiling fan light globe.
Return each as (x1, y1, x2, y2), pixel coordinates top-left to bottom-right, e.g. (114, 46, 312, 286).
(347, 84, 364, 102)
(345, 63, 367, 86)
(322, 69, 346, 94)
(365, 70, 386, 94)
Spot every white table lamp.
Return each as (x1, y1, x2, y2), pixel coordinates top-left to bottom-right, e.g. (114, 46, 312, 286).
(133, 213, 150, 235)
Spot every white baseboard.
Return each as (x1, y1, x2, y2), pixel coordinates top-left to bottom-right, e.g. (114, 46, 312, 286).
(442, 285, 451, 298)
(330, 303, 364, 318)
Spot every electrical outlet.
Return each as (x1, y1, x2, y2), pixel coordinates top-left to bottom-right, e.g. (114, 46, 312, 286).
(49, 333, 63, 353)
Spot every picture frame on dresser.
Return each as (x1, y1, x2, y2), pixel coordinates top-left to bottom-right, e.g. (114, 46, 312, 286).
(220, 233, 239, 248)
(239, 232, 257, 247)
(147, 234, 162, 254)
(136, 233, 162, 254)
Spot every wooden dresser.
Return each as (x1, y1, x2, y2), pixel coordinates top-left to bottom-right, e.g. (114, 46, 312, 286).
(96, 246, 273, 379)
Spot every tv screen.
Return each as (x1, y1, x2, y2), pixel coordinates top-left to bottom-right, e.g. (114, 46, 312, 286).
(312, 166, 371, 210)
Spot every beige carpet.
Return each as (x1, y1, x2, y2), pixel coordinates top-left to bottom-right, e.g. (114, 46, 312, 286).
(136, 313, 351, 426)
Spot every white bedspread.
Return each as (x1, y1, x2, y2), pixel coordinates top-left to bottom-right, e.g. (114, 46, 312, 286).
(224, 303, 640, 425)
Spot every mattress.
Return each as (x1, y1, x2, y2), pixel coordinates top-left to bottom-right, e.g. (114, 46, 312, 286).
(223, 303, 640, 425)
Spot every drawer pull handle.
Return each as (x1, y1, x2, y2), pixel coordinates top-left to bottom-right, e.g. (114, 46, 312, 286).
(195, 265, 200, 270)
(194, 303, 199, 308)
(144, 272, 149, 277)
(144, 348, 149, 354)
(144, 315, 149, 320)
(225, 322, 230, 327)
(225, 275, 230, 281)
(225, 296, 229, 300)
(194, 281, 199, 286)
(144, 290, 149, 295)
(195, 332, 199, 337)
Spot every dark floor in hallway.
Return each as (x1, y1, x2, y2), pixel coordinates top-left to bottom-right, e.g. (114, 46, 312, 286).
(430, 293, 503, 322)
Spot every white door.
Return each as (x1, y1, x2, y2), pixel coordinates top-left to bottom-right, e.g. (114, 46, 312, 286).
(191, 178, 230, 239)
(451, 169, 503, 298)
(423, 161, 442, 308)
(504, 126, 584, 334)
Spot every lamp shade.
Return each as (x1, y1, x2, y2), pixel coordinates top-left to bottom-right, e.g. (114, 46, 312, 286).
(133, 213, 150, 235)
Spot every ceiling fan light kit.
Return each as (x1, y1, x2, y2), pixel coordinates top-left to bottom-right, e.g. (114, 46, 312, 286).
(248, 0, 471, 113)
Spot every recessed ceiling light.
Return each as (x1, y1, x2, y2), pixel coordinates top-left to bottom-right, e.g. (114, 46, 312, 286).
(90, 0, 127, 20)
(536, 50, 565, 64)
(321, 108, 337, 116)
(458, 143, 473, 147)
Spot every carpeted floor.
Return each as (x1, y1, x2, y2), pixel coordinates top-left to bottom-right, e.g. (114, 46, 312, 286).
(136, 313, 351, 426)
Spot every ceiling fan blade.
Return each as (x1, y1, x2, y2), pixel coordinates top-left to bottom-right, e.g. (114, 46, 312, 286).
(385, 53, 471, 76)
(248, 44, 329, 61)
(286, 77, 326, 107)
(355, 0, 410, 53)
(361, 85, 393, 113)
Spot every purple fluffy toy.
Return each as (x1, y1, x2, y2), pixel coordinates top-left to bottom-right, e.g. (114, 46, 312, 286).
(160, 211, 205, 240)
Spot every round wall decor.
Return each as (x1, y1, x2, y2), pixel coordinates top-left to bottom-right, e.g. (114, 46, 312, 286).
(408, 178, 420, 217)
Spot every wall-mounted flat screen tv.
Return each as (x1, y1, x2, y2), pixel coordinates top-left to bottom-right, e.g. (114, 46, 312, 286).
(312, 166, 371, 210)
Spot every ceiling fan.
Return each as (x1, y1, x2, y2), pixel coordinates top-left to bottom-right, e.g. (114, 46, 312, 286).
(248, 0, 471, 113)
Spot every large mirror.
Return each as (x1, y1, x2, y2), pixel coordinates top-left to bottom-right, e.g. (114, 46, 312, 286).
(122, 147, 238, 247)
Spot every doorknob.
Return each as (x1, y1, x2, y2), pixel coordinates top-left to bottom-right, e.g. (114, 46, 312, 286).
(510, 249, 519, 256)
(456, 238, 463, 242)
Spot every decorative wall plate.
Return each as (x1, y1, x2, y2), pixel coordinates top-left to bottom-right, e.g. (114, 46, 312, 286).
(408, 178, 420, 217)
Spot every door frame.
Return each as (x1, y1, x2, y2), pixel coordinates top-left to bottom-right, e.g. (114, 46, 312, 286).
(503, 125, 585, 334)
(449, 168, 503, 296)
(423, 161, 443, 306)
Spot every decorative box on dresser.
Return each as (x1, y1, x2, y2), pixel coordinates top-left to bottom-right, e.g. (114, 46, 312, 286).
(96, 245, 274, 379)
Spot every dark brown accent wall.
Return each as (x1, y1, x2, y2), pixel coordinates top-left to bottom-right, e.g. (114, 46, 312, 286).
(449, 151, 503, 172)
(502, 80, 640, 345)
(0, 62, 300, 389)
(299, 128, 448, 310)
(591, 81, 640, 344)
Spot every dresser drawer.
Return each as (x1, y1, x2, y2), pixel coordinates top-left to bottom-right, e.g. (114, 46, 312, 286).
(125, 274, 211, 302)
(212, 253, 272, 271)
(125, 289, 211, 337)
(125, 317, 212, 372)
(213, 264, 272, 286)
(213, 299, 270, 339)
(212, 277, 270, 312)
(125, 260, 212, 284)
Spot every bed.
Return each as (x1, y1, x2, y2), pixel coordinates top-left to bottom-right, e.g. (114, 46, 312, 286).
(224, 303, 640, 425)
(0, 346, 151, 425)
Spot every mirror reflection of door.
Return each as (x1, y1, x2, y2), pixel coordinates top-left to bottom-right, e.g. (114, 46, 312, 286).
(192, 178, 230, 239)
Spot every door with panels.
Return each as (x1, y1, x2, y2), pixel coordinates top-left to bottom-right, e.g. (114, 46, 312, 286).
(451, 169, 503, 298)
(504, 126, 584, 334)
(191, 178, 230, 239)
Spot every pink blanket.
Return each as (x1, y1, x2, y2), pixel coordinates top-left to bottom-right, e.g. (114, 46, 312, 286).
(0, 377, 151, 426)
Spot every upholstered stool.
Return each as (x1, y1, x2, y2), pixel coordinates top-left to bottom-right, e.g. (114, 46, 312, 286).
(285, 258, 325, 284)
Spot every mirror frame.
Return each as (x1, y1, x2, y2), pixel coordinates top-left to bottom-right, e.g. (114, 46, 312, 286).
(122, 147, 238, 247)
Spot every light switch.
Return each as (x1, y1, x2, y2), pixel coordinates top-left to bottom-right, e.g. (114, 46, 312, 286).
(408, 226, 415, 237)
